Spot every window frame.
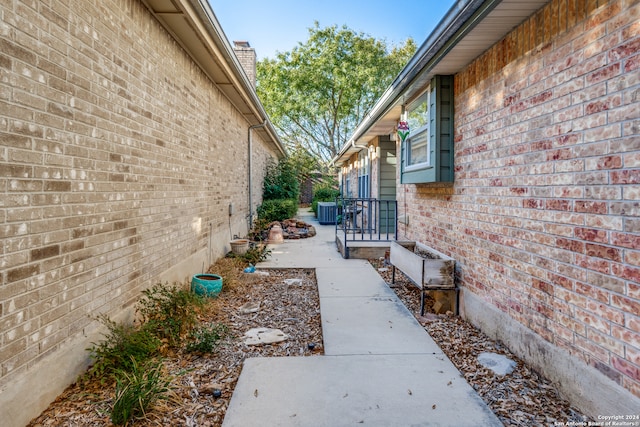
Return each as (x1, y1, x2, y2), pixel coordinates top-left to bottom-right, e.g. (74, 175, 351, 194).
(404, 123, 430, 172)
(342, 167, 352, 197)
(404, 90, 431, 172)
(357, 149, 370, 198)
(400, 75, 454, 184)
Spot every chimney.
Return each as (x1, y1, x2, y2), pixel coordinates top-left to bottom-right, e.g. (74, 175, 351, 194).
(233, 41, 257, 88)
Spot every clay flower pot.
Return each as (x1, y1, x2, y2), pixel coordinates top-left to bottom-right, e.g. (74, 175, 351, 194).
(230, 239, 250, 255)
(268, 224, 284, 244)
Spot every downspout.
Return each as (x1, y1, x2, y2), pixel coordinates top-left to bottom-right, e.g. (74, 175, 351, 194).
(248, 121, 267, 228)
(350, 139, 368, 150)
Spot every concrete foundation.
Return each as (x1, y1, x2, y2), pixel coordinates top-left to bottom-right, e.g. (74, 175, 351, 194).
(0, 326, 100, 427)
(335, 235, 391, 259)
(460, 289, 640, 418)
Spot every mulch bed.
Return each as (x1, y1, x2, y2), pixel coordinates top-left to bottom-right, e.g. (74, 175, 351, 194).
(369, 257, 592, 427)
(28, 258, 321, 427)
(28, 253, 591, 427)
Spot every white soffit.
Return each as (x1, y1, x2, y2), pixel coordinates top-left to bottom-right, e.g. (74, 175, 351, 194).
(352, 0, 550, 149)
(433, 0, 548, 74)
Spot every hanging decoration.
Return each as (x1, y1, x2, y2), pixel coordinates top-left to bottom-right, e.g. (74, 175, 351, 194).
(397, 120, 410, 143)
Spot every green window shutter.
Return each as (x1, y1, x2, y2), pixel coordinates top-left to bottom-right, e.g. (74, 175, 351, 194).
(435, 75, 454, 182)
(401, 75, 454, 184)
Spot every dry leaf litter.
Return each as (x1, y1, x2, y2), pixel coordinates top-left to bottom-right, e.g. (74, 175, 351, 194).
(28, 254, 591, 427)
(370, 257, 591, 427)
(28, 257, 321, 427)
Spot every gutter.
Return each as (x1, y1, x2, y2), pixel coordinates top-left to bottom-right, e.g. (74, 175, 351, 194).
(191, 0, 286, 158)
(333, 0, 500, 166)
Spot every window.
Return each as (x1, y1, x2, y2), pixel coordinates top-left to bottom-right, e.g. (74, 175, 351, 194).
(400, 75, 454, 184)
(357, 150, 370, 198)
(405, 91, 430, 170)
(341, 167, 351, 197)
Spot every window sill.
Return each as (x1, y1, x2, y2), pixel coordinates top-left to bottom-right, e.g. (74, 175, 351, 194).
(404, 164, 433, 173)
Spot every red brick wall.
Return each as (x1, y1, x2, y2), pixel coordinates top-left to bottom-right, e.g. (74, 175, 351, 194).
(398, 0, 640, 397)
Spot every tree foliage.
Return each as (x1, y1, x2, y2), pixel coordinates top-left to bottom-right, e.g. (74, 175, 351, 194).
(257, 23, 416, 164)
(262, 146, 319, 201)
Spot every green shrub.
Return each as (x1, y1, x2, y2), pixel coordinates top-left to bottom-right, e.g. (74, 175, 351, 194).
(263, 158, 300, 201)
(135, 283, 204, 347)
(87, 315, 161, 381)
(110, 358, 171, 425)
(243, 244, 272, 265)
(186, 324, 228, 354)
(257, 198, 298, 222)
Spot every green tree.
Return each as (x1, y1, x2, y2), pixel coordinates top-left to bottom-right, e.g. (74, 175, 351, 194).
(257, 23, 416, 164)
(263, 145, 321, 201)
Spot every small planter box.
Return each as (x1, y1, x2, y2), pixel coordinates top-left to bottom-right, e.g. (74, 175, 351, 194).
(390, 241, 456, 315)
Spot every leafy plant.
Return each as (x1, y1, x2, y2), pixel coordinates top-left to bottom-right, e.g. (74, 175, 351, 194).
(263, 157, 300, 201)
(257, 198, 298, 222)
(243, 244, 271, 264)
(86, 314, 161, 381)
(226, 242, 271, 265)
(247, 217, 271, 241)
(135, 283, 205, 347)
(186, 324, 229, 354)
(311, 182, 340, 215)
(110, 358, 172, 425)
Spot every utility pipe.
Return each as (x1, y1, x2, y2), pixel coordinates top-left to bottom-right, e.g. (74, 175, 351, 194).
(350, 139, 368, 150)
(248, 121, 267, 228)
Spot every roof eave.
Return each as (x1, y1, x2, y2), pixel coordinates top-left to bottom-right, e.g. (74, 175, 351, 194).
(333, 0, 548, 166)
(140, 0, 286, 158)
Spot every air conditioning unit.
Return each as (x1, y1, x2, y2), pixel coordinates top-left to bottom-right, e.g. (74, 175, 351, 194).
(317, 202, 337, 225)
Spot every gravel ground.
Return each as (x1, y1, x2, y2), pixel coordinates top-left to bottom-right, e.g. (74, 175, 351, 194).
(28, 254, 591, 427)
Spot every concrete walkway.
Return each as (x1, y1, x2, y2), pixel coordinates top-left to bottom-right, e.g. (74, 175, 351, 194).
(222, 209, 501, 427)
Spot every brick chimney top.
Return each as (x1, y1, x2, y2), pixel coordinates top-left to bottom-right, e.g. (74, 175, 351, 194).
(233, 41, 257, 87)
(233, 41, 251, 49)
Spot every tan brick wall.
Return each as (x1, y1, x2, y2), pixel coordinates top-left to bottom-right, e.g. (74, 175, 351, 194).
(398, 0, 640, 398)
(0, 0, 280, 422)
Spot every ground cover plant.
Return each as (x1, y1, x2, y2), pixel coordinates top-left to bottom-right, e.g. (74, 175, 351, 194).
(80, 283, 210, 425)
(136, 283, 205, 348)
(86, 314, 161, 382)
(110, 358, 172, 425)
(28, 256, 321, 427)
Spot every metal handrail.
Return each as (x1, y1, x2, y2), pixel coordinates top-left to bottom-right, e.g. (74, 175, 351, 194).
(335, 197, 398, 252)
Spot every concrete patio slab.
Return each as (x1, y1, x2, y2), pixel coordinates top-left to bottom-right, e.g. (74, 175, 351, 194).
(222, 210, 501, 426)
(316, 266, 392, 298)
(320, 294, 442, 356)
(223, 355, 501, 427)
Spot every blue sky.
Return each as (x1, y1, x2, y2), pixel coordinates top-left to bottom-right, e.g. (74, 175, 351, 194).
(208, 0, 458, 60)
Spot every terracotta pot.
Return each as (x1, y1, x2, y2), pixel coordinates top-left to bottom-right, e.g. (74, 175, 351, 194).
(268, 224, 284, 244)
